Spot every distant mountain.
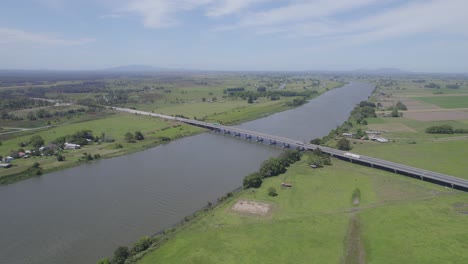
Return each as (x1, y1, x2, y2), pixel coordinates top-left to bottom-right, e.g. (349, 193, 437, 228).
(353, 68, 412, 75)
(102, 65, 172, 72)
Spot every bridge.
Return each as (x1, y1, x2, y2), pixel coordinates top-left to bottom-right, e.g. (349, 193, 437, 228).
(112, 107, 468, 191)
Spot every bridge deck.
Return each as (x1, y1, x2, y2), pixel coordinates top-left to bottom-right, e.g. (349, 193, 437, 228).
(112, 107, 468, 191)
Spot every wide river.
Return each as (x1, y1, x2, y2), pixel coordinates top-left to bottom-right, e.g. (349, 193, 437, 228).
(0, 82, 374, 264)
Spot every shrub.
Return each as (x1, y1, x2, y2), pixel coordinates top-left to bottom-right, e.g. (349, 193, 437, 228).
(336, 138, 351, 150)
(425, 125, 454, 134)
(57, 154, 65, 162)
(131, 236, 152, 254)
(268, 187, 278, 196)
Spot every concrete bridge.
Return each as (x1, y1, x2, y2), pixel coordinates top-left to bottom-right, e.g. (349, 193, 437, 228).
(112, 107, 468, 191)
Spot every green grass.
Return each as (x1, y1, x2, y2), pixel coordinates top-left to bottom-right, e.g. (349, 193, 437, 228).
(137, 156, 468, 264)
(361, 195, 468, 264)
(414, 96, 468, 108)
(0, 112, 203, 184)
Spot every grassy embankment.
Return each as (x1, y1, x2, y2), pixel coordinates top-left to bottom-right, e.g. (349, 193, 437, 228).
(136, 154, 468, 264)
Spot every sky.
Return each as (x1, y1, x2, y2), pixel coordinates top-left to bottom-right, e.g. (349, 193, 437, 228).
(0, 0, 467, 72)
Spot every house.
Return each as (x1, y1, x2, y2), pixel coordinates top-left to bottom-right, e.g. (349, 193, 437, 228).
(342, 133, 353, 138)
(375, 137, 389, 143)
(4, 156, 14, 163)
(366, 131, 381, 135)
(310, 164, 318, 169)
(18, 152, 26, 158)
(64, 143, 81, 150)
(0, 163, 12, 168)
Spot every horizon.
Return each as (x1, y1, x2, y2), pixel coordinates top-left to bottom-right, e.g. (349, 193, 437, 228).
(1, 0, 467, 72)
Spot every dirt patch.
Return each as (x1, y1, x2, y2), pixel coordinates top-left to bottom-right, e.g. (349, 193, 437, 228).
(404, 110, 468, 121)
(368, 123, 416, 133)
(453, 203, 468, 215)
(343, 214, 366, 264)
(400, 98, 441, 111)
(231, 200, 272, 216)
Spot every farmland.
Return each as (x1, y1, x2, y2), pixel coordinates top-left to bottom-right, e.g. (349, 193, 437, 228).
(136, 155, 468, 264)
(0, 72, 344, 184)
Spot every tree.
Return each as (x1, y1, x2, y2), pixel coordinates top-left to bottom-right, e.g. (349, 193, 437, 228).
(30, 135, 45, 149)
(97, 258, 110, 264)
(396, 101, 407, 110)
(362, 120, 368, 125)
(268, 187, 278, 196)
(134, 131, 144, 141)
(391, 108, 399, 117)
(247, 95, 254, 104)
(310, 138, 321, 145)
(131, 236, 152, 254)
(243, 172, 262, 189)
(336, 138, 351, 151)
(27, 111, 36, 120)
(111, 246, 129, 264)
(202, 97, 206, 102)
(57, 154, 65, 162)
(124, 132, 134, 142)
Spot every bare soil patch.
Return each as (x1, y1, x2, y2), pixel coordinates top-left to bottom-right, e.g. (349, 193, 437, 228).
(453, 203, 468, 215)
(343, 214, 366, 264)
(231, 200, 272, 216)
(368, 123, 416, 133)
(404, 110, 468, 121)
(400, 98, 440, 111)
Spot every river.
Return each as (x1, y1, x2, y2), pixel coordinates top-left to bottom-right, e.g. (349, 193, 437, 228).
(0, 81, 374, 264)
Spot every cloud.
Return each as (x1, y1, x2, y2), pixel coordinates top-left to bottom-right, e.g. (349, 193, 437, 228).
(217, 0, 468, 45)
(205, 0, 269, 17)
(117, 0, 214, 28)
(111, 0, 270, 28)
(0, 27, 95, 46)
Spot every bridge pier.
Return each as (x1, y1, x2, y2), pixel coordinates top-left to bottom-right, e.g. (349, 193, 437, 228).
(269, 140, 277, 145)
(256, 137, 263, 142)
(245, 135, 252, 140)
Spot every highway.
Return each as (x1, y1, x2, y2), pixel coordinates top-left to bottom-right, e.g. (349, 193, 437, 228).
(112, 107, 468, 191)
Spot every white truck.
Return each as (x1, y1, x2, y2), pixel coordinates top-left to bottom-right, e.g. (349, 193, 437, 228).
(344, 152, 360, 159)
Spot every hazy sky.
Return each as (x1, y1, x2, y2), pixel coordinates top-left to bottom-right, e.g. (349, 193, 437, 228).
(0, 0, 467, 72)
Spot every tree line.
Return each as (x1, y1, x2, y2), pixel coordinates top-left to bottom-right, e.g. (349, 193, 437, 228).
(243, 150, 302, 189)
(425, 125, 468, 134)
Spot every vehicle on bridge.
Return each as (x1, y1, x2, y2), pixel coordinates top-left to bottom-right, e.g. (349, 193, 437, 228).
(344, 152, 361, 159)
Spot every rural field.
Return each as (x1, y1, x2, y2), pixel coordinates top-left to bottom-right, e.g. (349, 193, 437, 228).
(136, 155, 468, 264)
(0, 73, 344, 184)
(338, 77, 468, 179)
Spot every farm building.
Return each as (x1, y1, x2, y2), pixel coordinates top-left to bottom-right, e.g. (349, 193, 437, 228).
(342, 133, 353, 138)
(373, 137, 389, 143)
(64, 143, 81, 150)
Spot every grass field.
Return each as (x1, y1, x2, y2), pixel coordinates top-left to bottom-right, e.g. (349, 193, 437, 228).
(341, 78, 468, 180)
(414, 96, 468, 109)
(0, 112, 203, 184)
(136, 155, 468, 264)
